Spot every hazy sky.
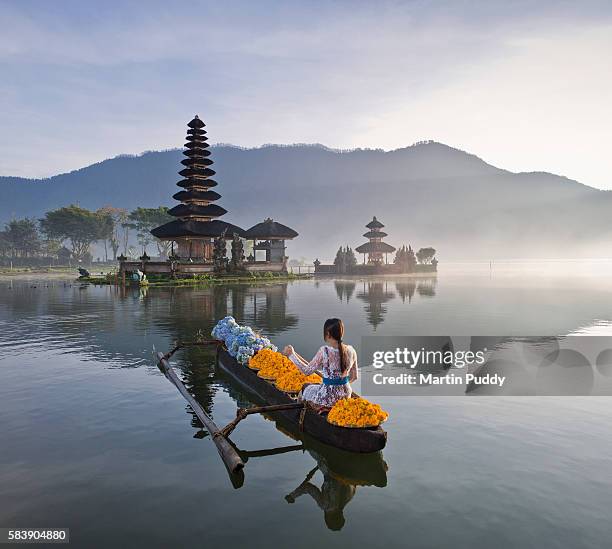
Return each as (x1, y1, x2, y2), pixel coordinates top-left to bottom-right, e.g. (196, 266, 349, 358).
(1, 0, 612, 188)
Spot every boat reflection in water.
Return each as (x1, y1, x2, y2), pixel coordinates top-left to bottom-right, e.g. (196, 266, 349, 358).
(284, 445, 388, 531)
(175, 343, 387, 530)
(185, 372, 389, 530)
(286, 463, 355, 531)
(238, 414, 388, 531)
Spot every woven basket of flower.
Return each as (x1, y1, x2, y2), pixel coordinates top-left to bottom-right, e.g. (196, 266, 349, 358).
(326, 417, 388, 429)
(257, 370, 281, 381)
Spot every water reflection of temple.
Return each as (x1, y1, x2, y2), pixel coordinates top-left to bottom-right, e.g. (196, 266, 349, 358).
(334, 281, 356, 302)
(146, 282, 298, 417)
(146, 283, 298, 337)
(356, 281, 396, 329)
(395, 280, 416, 303)
(416, 277, 437, 297)
(395, 277, 437, 302)
(242, 284, 298, 336)
(350, 278, 438, 329)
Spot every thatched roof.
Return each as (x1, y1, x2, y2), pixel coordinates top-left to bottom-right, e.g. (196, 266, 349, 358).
(355, 241, 396, 253)
(186, 128, 207, 136)
(167, 203, 227, 218)
(366, 216, 384, 229)
(184, 141, 210, 149)
(151, 219, 244, 239)
(363, 230, 388, 239)
(187, 115, 206, 129)
(183, 148, 211, 158)
(244, 218, 298, 239)
(172, 189, 221, 202)
(365, 216, 385, 229)
(181, 157, 214, 167)
(176, 178, 218, 188)
(185, 135, 207, 142)
(178, 167, 216, 178)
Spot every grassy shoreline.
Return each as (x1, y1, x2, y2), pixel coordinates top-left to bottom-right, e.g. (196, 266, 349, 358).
(80, 272, 312, 287)
(0, 266, 77, 275)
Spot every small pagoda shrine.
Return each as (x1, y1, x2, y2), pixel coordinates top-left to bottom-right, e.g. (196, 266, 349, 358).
(245, 218, 298, 265)
(355, 217, 396, 264)
(150, 115, 244, 260)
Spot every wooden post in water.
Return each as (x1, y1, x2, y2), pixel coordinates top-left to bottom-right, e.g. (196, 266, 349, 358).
(156, 351, 244, 475)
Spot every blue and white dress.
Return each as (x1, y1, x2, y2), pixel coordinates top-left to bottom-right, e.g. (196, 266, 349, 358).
(289, 345, 358, 406)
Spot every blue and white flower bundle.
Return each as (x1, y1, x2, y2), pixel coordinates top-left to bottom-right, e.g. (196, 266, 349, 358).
(211, 316, 277, 364)
(211, 316, 238, 341)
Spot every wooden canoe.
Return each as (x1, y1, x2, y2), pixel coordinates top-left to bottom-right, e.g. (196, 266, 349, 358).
(216, 348, 387, 453)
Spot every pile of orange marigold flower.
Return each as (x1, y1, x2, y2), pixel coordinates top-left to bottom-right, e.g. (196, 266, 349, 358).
(276, 370, 321, 393)
(327, 397, 389, 428)
(247, 348, 277, 370)
(250, 350, 298, 380)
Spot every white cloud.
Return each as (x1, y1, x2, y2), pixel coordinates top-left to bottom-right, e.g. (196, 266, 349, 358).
(0, 1, 611, 188)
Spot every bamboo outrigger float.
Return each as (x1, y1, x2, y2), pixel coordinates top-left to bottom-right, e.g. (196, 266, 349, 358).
(156, 348, 244, 476)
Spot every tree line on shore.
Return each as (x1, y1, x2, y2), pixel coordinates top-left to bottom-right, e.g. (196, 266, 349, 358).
(0, 205, 172, 264)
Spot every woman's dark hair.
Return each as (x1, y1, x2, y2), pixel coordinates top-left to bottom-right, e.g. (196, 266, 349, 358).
(324, 318, 347, 376)
(324, 509, 346, 531)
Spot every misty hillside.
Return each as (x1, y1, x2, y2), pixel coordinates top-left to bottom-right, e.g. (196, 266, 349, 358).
(1, 142, 610, 260)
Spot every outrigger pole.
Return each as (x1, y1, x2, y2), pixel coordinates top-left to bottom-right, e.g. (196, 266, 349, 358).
(155, 340, 306, 481)
(156, 344, 244, 475)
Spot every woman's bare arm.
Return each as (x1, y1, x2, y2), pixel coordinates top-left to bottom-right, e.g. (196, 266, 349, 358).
(286, 347, 324, 375)
(349, 347, 358, 382)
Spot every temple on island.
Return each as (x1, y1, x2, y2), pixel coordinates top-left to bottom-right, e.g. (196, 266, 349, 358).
(151, 116, 244, 260)
(355, 217, 396, 264)
(314, 215, 437, 276)
(119, 115, 298, 279)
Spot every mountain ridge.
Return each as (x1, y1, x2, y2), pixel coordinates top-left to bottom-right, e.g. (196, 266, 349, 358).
(1, 142, 608, 260)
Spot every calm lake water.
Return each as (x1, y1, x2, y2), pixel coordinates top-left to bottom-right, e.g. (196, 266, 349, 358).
(2, 262, 612, 548)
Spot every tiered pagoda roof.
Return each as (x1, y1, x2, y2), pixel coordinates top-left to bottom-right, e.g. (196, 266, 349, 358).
(151, 115, 245, 239)
(355, 241, 396, 254)
(363, 230, 388, 239)
(355, 216, 396, 260)
(152, 218, 244, 238)
(365, 217, 385, 230)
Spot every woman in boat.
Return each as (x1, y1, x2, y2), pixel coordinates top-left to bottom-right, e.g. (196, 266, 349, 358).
(282, 318, 358, 407)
